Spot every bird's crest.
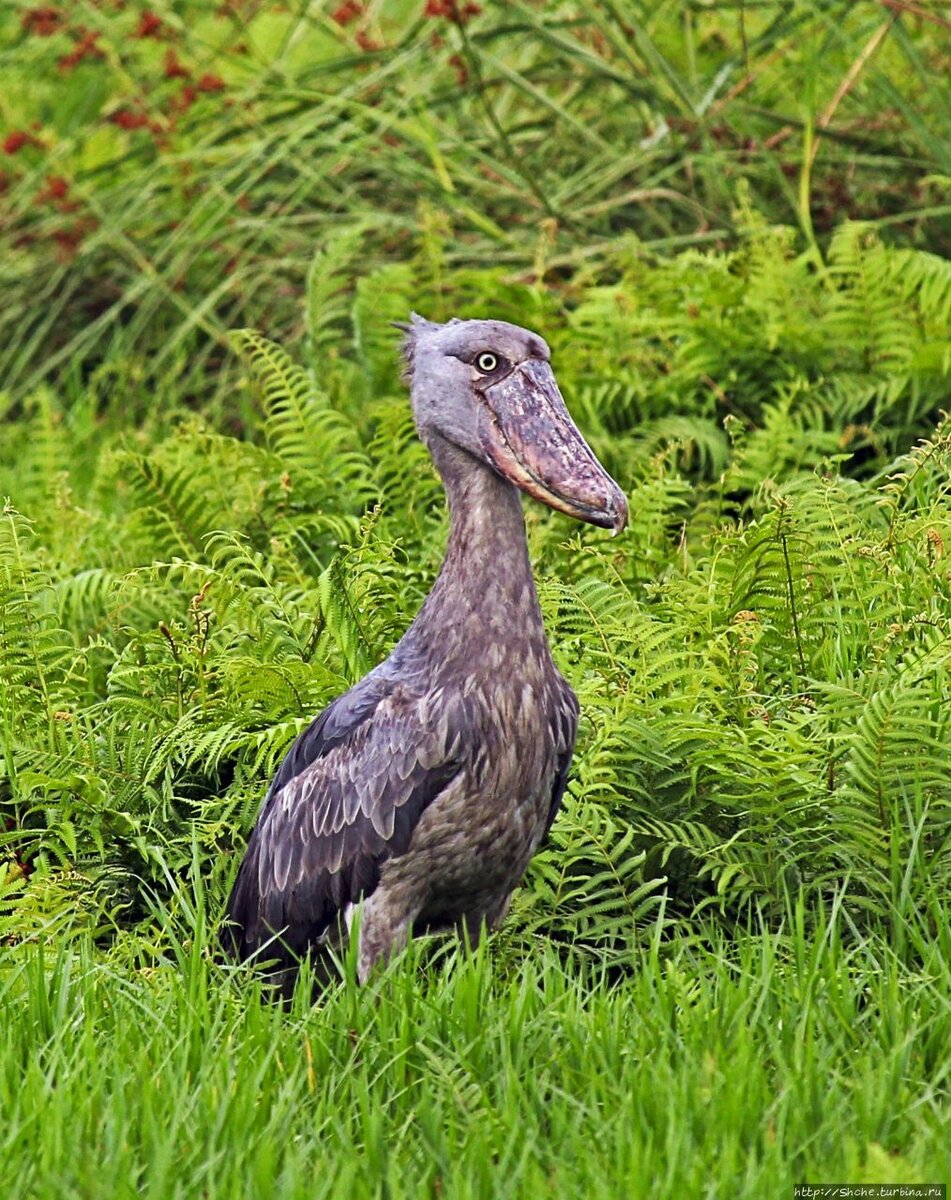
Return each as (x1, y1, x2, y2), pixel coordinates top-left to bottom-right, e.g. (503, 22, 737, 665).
(392, 312, 457, 380)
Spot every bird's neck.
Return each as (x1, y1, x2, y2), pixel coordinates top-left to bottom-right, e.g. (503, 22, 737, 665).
(408, 436, 548, 658)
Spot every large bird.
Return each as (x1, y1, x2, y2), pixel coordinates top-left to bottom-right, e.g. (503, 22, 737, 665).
(223, 315, 627, 992)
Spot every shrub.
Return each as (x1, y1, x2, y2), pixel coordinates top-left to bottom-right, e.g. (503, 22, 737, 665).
(2, 221, 949, 958)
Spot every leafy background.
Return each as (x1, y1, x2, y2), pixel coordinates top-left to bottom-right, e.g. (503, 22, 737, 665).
(1, 1, 949, 1196)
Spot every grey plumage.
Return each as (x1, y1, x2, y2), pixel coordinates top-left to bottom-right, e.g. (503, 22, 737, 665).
(223, 316, 627, 992)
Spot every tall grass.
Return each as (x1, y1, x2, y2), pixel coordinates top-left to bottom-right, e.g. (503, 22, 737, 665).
(1, 0, 948, 399)
(2, 892, 948, 1198)
(1, 4, 949, 1192)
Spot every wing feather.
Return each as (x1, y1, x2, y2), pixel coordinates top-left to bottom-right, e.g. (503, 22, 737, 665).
(543, 684, 579, 841)
(223, 672, 463, 976)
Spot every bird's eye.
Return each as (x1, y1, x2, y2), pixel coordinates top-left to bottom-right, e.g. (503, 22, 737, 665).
(475, 352, 499, 373)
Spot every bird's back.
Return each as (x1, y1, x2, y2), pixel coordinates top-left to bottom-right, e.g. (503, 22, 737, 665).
(223, 649, 576, 989)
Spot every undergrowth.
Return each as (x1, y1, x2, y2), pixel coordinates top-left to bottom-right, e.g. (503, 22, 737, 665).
(1, 899, 947, 1198)
(2, 218, 949, 967)
(1, 0, 948, 400)
(2, 5, 949, 1191)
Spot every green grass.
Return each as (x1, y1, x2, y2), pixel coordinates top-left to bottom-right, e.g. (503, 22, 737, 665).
(1, 223, 949, 1195)
(1, 0, 948, 401)
(2, 897, 948, 1199)
(2, 4, 950, 1191)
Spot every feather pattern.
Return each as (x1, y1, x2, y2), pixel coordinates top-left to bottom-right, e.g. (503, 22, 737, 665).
(223, 315, 622, 993)
(223, 671, 464, 973)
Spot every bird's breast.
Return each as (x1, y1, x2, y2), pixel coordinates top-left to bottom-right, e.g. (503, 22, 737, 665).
(380, 663, 573, 919)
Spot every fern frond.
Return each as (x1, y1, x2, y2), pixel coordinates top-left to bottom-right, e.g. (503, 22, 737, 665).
(305, 223, 376, 358)
(230, 328, 374, 513)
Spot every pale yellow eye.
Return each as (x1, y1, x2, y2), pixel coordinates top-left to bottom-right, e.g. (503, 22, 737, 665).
(475, 352, 498, 373)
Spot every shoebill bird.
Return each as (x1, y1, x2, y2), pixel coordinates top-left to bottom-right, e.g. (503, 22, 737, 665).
(223, 315, 627, 992)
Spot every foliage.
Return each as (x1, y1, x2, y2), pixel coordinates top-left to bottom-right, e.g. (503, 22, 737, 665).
(0, 905, 948, 1197)
(2, 4, 949, 1190)
(0, 0, 948, 401)
(2, 221, 949, 970)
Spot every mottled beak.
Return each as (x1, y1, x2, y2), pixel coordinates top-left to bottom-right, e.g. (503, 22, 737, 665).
(477, 360, 628, 534)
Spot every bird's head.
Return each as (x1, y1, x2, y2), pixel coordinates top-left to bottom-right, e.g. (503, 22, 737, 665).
(398, 314, 628, 535)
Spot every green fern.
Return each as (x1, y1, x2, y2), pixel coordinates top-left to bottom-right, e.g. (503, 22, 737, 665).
(2, 228, 950, 961)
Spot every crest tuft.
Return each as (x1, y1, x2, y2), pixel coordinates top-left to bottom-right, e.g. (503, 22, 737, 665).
(393, 312, 440, 380)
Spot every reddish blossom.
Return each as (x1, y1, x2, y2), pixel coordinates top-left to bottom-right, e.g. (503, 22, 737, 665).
(3, 129, 46, 155)
(197, 73, 225, 93)
(52, 227, 81, 255)
(135, 10, 164, 38)
(37, 174, 70, 205)
(58, 28, 104, 71)
(331, 0, 362, 25)
(447, 53, 468, 85)
(169, 85, 198, 112)
(21, 7, 63, 36)
(51, 215, 98, 260)
(110, 108, 150, 130)
(424, 0, 480, 22)
(163, 49, 190, 79)
(354, 28, 381, 51)
(4, 131, 32, 154)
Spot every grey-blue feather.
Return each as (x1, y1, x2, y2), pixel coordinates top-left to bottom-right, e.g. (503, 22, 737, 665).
(223, 314, 623, 993)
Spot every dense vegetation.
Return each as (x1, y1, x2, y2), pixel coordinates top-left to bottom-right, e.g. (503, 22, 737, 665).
(2, 2, 949, 1196)
(2, 0, 948, 401)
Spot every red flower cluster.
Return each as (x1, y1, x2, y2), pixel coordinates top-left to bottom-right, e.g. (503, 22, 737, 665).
(169, 85, 197, 113)
(424, 0, 481, 23)
(3, 130, 42, 154)
(35, 173, 84, 220)
(21, 6, 63, 36)
(447, 52, 467, 85)
(38, 174, 70, 203)
(331, 0, 363, 26)
(110, 108, 150, 130)
(354, 29, 381, 52)
(135, 10, 166, 39)
(164, 49, 190, 79)
(58, 27, 104, 72)
(163, 76, 226, 118)
(52, 215, 98, 261)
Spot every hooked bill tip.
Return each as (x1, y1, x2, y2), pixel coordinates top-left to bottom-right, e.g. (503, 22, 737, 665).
(610, 494, 629, 536)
